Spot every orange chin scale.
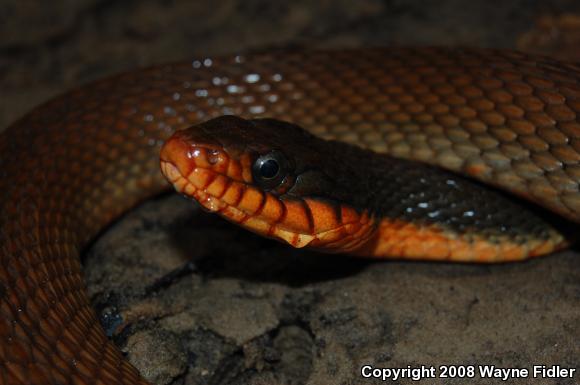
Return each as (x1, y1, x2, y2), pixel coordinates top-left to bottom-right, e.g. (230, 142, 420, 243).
(354, 218, 569, 263)
(302, 201, 377, 252)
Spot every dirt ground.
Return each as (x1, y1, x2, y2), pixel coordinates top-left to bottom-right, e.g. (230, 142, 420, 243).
(1, 1, 579, 384)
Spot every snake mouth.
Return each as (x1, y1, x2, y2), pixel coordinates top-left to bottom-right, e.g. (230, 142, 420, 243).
(160, 134, 376, 251)
(161, 159, 317, 247)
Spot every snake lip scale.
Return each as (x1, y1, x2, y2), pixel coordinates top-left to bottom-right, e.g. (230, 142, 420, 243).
(1, 47, 579, 384)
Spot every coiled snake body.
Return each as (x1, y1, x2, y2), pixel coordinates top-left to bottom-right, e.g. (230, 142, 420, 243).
(1, 47, 580, 384)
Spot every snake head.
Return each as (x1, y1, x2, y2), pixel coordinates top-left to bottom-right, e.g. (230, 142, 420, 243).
(160, 115, 376, 252)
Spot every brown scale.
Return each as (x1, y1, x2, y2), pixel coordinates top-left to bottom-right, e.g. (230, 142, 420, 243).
(1, 47, 580, 384)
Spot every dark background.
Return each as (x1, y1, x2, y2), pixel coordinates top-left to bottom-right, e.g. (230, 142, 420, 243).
(1, 1, 579, 385)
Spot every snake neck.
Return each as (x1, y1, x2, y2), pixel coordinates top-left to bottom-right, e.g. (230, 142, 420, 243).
(313, 139, 567, 261)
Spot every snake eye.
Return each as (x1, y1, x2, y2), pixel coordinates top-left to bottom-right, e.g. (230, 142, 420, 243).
(252, 150, 289, 190)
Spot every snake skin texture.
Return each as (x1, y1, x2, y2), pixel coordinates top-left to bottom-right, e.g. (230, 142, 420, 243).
(1, 47, 580, 384)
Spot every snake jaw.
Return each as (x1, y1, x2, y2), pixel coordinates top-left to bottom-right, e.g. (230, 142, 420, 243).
(161, 158, 314, 246)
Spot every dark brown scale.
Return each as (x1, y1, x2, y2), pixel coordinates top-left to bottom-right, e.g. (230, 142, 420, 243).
(1, 47, 580, 384)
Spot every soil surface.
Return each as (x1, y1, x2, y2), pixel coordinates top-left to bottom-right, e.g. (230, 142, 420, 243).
(1, 1, 579, 384)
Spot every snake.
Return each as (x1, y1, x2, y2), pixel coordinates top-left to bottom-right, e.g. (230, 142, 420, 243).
(1, 47, 580, 384)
